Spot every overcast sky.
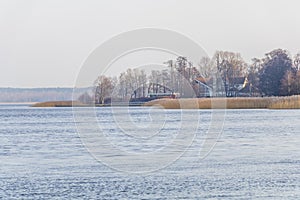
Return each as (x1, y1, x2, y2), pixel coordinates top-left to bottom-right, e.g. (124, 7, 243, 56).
(1, 0, 300, 88)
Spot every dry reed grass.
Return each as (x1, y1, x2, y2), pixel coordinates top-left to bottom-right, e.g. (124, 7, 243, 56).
(32, 96, 300, 109)
(144, 96, 300, 109)
(268, 96, 300, 109)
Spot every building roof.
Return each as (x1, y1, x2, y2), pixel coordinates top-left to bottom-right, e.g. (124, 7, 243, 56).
(195, 76, 208, 84)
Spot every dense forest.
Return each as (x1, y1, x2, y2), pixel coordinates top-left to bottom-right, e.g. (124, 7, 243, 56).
(85, 48, 300, 104)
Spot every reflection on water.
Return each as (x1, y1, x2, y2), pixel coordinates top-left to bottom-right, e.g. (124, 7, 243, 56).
(0, 105, 299, 199)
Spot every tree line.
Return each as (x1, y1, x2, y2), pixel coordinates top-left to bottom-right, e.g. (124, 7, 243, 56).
(199, 48, 300, 97)
(79, 48, 300, 104)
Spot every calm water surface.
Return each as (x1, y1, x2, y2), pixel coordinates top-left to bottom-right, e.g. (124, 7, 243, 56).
(0, 104, 299, 199)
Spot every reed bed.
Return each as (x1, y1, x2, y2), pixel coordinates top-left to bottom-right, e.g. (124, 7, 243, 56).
(268, 96, 300, 109)
(32, 96, 300, 109)
(144, 96, 300, 109)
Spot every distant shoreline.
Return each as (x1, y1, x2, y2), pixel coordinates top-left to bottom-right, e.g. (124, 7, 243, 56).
(0, 102, 37, 105)
(31, 96, 300, 109)
(31, 101, 145, 107)
(31, 101, 82, 107)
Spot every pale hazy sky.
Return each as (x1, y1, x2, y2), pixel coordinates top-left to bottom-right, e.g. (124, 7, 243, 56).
(1, 0, 300, 87)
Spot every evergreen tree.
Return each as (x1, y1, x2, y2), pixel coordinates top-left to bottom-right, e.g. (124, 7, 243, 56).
(259, 49, 293, 96)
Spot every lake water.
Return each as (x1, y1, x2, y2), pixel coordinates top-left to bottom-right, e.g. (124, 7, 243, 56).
(0, 104, 299, 199)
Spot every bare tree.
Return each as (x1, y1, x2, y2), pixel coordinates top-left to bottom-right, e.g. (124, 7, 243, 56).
(148, 70, 163, 93)
(125, 68, 134, 97)
(115, 68, 149, 99)
(132, 68, 148, 98)
(213, 51, 247, 96)
(139, 69, 148, 97)
(247, 58, 263, 95)
(294, 53, 300, 70)
(164, 60, 177, 91)
(198, 56, 214, 78)
(118, 72, 127, 99)
(94, 75, 114, 104)
(280, 70, 295, 96)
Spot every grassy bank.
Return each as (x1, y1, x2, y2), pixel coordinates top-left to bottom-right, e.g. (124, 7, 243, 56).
(143, 96, 300, 109)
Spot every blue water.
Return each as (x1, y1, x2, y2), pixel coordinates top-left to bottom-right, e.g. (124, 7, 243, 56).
(0, 104, 299, 199)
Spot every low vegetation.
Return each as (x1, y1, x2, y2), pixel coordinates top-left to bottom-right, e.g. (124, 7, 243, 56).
(32, 101, 85, 107)
(143, 96, 300, 109)
(32, 96, 300, 109)
(268, 96, 300, 109)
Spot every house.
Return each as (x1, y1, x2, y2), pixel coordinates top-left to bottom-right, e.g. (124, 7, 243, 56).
(193, 77, 212, 97)
(194, 76, 250, 97)
(227, 77, 249, 97)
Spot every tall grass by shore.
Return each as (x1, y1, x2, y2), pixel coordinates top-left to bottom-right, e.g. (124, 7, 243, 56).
(268, 96, 300, 109)
(143, 96, 300, 109)
(32, 96, 300, 109)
